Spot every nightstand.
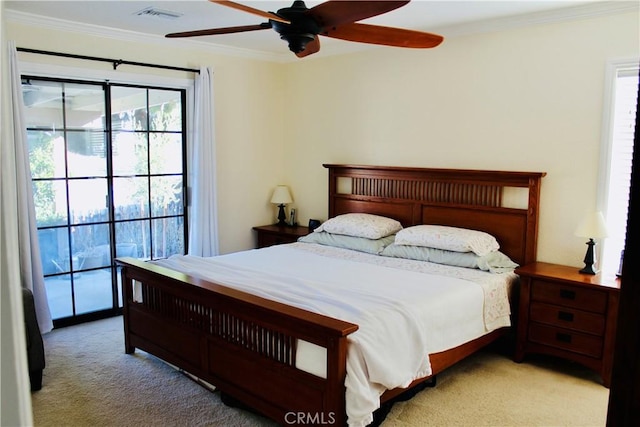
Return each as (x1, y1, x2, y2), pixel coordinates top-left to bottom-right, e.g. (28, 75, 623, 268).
(514, 262, 620, 387)
(252, 224, 310, 248)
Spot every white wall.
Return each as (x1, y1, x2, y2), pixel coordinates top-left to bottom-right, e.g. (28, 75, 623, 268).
(282, 11, 640, 268)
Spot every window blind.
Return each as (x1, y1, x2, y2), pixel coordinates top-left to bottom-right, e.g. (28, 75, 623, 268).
(602, 66, 638, 276)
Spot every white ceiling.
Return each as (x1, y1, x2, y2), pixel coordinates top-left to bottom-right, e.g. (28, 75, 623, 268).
(4, 1, 638, 61)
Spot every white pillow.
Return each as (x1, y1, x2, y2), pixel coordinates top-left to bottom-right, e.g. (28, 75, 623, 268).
(314, 213, 402, 239)
(394, 225, 499, 256)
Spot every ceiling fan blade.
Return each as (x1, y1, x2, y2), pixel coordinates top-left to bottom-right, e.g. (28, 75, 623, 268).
(209, 0, 290, 24)
(166, 23, 271, 38)
(296, 36, 321, 58)
(308, 1, 409, 30)
(322, 23, 443, 48)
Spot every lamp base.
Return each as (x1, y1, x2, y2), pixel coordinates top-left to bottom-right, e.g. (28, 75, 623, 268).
(579, 265, 598, 275)
(275, 204, 287, 226)
(579, 238, 598, 275)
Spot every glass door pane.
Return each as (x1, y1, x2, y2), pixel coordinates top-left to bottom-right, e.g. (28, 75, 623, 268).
(111, 85, 186, 263)
(24, 78, 115, 324)
(24, 77, 187, 327)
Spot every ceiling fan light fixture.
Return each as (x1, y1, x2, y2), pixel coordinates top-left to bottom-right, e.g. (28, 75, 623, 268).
(280, 33, 316, 53)
(271, 1, 320, 53)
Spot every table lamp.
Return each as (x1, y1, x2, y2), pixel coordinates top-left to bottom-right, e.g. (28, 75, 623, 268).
(574, 211, 608, 275)
(270, 185, 293, 226)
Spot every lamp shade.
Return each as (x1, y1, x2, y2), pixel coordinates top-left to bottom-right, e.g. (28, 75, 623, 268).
(574, 211, 609, 239)
(270, 185, 293, 205)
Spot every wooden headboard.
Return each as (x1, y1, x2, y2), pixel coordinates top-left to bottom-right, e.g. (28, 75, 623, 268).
(324, 164, 546, 266)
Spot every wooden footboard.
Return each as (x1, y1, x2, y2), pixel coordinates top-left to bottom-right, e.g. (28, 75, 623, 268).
(118, 257, 358, 426)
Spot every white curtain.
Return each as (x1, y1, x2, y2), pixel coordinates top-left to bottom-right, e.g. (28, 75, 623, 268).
(3, 41, 53, 333)
(188, 66, 219, 256)
(1, 40, 35, 427)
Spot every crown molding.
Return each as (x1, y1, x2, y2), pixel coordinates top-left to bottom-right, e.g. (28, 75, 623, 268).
(435, 1, 640, 38)
(5, 1, 638, 63)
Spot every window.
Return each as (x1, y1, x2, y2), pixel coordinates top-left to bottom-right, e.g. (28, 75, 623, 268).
(24, 77, 188, 326)
(598, 61, 638, 277)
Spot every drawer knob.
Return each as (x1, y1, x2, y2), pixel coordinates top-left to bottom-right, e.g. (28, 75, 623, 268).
(560, 289, 576, 300)
(556, 332, 573, 343)
(558, 311, 574, 322)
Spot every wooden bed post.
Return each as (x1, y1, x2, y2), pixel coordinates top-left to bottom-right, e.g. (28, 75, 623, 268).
(525, 175, 544, 265)
(325, 334, 349, 425)
(120, 265, 135, 354)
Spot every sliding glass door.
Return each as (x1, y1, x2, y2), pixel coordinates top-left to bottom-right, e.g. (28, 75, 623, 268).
(23, 77, 187, 327)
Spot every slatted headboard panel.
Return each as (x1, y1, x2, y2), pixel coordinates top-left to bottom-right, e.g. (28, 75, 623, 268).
(324, 164, 546, 266)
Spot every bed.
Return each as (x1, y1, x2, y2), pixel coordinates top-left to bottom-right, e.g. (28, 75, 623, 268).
(117, 164, 545, 426)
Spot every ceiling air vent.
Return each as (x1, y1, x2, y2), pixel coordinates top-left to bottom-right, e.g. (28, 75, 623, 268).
(135, 7, 183, 20)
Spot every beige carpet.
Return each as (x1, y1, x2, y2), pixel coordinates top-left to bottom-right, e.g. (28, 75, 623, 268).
(32, 316, 609, 426)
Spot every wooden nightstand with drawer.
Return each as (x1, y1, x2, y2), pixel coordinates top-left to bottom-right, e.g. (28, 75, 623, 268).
(253, 224, 310, 248)
(514, 262, 620, 387)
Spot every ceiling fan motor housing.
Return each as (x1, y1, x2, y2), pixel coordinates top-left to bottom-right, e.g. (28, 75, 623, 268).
(271, 1, 320, 53)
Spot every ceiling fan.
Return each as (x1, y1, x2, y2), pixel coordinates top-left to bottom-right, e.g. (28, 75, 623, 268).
(166, 0, 444, 58)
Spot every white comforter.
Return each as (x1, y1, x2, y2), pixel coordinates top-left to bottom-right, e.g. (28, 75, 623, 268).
(152, 243, 515, 427)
